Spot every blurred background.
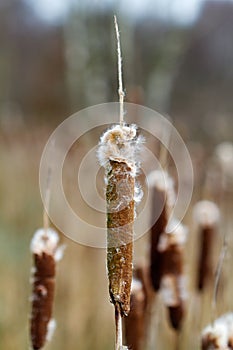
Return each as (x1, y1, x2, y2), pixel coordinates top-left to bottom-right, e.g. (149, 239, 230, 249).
(0, 0, 233, 349)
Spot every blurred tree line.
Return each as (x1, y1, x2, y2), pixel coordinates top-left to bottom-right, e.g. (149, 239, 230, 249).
(0, 0, 233, 142)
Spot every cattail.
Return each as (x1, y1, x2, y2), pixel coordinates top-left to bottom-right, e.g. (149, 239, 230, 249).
(202, 313, 233, 349)
(147, 170, 176, 292)
(30, 228, 63, 350)
(97, 124, 142, 317)
(97, 15, 143, 350)
(97, 123, 142, 349)
(98, 124, 142, 316)
(124, 268, 148, 350)
(158, 221, 188, 330)
(193, 200, 220, 291)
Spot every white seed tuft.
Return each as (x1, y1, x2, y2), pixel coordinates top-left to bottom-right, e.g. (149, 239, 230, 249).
(158, 220, 188, 252)
(46, 319, 56, 342)
(97, 124, 143, 177)
(30, 228, 59, 256)
(131, 277, 143, 293)
(215, 142, 233, 166)
(202, 313, 233, 349)
(147, 170, 176, 208)
(215, 142, 233, 187)
(160, 275, 187, 307)
(193, 200, 220, 228)
(55, 244, 66, 261)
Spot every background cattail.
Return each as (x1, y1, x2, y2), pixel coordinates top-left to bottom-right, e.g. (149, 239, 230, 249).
(158, 221, 188, 331)
(97, 124, 143, 347)
(215, 142, 233, 190)
(124, 267, 148, 350)
(30, 228, 63, 350)
(193, 200, 220, 291)
(147, 170, 176, 292)
(201, 313, 233, 350)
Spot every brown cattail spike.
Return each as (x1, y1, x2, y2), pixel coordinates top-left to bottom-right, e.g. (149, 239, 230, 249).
(198, 226, 214, 290)
(158, 221, 188, 331)
(97, 124, 143, 319)
(107, 160, 134, 316)
(124, 270, 147, 350)
(193, 200, 220, 291)
(147, 170, 176, 292)
(30, 228, 63, 350)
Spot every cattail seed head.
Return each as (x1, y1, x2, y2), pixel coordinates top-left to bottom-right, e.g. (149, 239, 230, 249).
(193, 200, 220, 291)
(158, 221, 188, 331)
(202, 313, 233, 349)
(148, 170, 176, 292)
(30, 228, 63, 350)
(124, 269, 147, 350)
(97, 124, 143, 176)
(147, 170, 176, 210)
(97, 124, 143, 317)
(193, 200, 220, 229)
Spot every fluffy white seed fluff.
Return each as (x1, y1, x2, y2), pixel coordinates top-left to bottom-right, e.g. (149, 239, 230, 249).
(215, 142, 233, 167)
(55, 245, 66, 261)
(131, 277, 143, 293)
(30, 228, 59, 257)
(160, 275, 179, 306)
(160, 275, 188, 307)
(97, 124, 143, 177)
(160, 275, 187, 306)
(158, 220, 188, 252)
(202, 323, 228, 349)
(202, 313, 233, 349)
(46, 319, 56, 342)
(215, 142, 233, 187)
(193, 200, 220, 228)
(131, 277, 145, 304)
(147, 170, 176, 208)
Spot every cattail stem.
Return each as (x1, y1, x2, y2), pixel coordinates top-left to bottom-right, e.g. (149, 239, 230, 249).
(211, 239, 227, 324)
(212, 200, 227, 324)
(43, 180, 51, 237)
(174, 331, 180, 350)
(115, 303, 123, 350)
(114, 15, 124, 126)
(42, 140, 54, 238)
